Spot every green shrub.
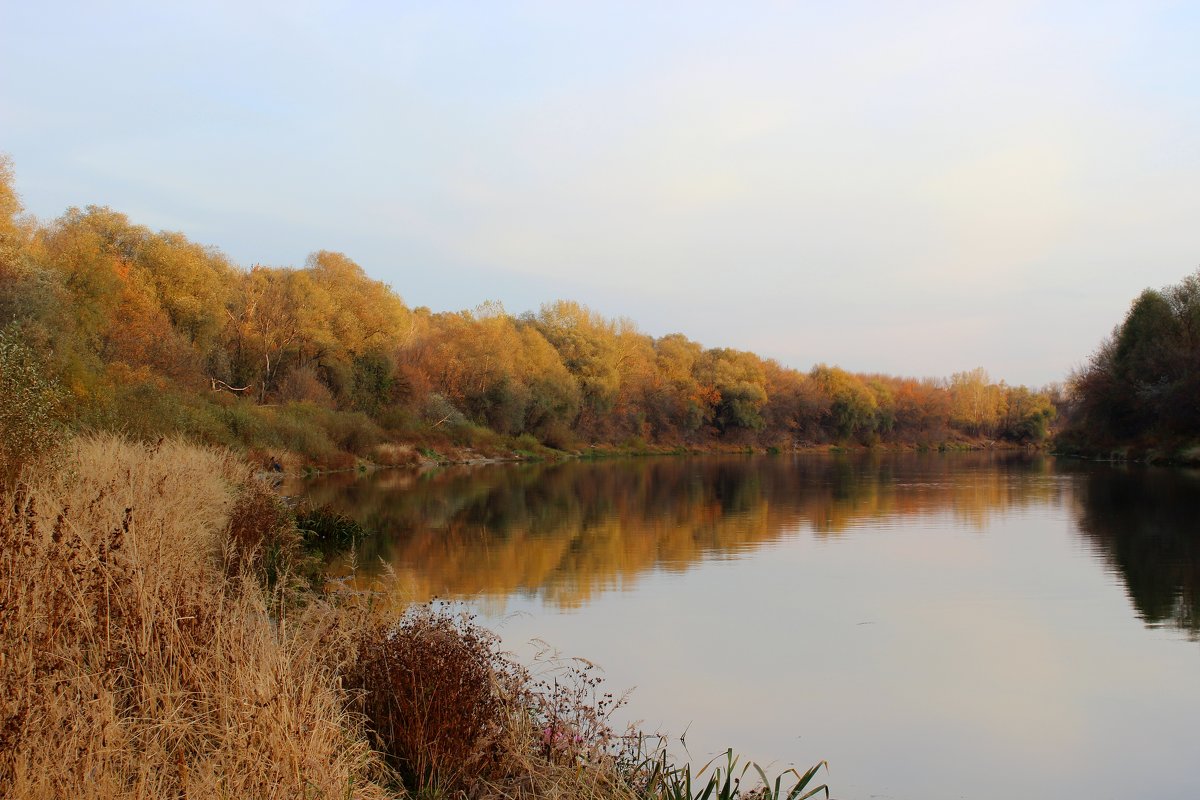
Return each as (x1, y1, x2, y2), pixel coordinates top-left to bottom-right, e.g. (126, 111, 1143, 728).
(109, 381, 185, 439)
(222, 400, 268, 446)
(376, 405, 423, 435)
(295, 502, 367, 552)
(448, 420, 503, 449)
(514, 433, 540, 452)
(263, 403, 338, 460)
(175, 396, 238, 447)
(326, 410, 384, 454)
(0, 326, 65, 485)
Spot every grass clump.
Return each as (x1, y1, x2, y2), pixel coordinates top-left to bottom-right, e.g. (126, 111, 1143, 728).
(630, 748, 829, 800)
(0, 435, 390, 799)
(225, 478, 325, 591)
(297, 501, 369, 551)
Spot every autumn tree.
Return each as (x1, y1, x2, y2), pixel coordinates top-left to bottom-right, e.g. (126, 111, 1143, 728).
(138, 231, 233, 351)
(809, 365, 877, 441)
(0, 157, 65, 357)
(1000, 385, 1055, 442)
(0, 154, 26, 278)
(404, 303, 579, 439)
(530, 301, 633, 435)
(949, 368, 1006, 437)
(889, 377, 952, 442)
(694, 348, 769, 435)
(639, 333, 711, 440)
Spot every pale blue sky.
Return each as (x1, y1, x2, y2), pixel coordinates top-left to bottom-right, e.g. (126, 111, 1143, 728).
(3, 1, 1198, 385)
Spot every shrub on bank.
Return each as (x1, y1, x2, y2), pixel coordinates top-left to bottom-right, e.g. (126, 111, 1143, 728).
(0, 326, 64, 486)
(351, 607, 518, 794)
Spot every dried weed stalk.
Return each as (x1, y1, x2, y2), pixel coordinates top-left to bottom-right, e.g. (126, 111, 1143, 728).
(0, 434, 390, 799)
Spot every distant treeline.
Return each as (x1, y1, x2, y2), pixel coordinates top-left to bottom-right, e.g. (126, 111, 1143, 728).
(1061, 269, 1200, 460)
(0, 156, 1056, 466)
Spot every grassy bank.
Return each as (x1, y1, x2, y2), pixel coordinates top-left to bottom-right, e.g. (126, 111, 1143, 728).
(0, 435, 828, 799)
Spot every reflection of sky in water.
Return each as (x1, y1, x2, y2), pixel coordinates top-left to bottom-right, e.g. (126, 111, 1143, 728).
(294, 456, 1200, 800)
(488, 510, 1200, 799)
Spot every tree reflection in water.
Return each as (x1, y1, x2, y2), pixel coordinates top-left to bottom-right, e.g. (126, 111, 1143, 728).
(1070, 463, 1200, 638)
(287, 452, 1065, 609)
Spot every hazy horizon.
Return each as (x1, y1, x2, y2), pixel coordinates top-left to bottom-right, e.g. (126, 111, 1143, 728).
(4, 1, 1198, 386)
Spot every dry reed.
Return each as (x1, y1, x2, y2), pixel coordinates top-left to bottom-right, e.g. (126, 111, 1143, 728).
(0, 435, 391, 799)
(1, 434, 805, 800)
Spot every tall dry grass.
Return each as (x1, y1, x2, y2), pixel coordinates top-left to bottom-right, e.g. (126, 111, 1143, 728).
(0, 435, 644, 800)
(0, 434, 824, 800)
(0, 435, 391, 799)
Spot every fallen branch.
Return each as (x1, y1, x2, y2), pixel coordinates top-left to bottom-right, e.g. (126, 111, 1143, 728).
(210, 377, 251, 393)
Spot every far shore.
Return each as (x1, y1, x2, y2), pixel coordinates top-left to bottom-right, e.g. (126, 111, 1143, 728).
(262, 437, 1048, 479)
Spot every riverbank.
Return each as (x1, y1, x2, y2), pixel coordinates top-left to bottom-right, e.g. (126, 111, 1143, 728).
(0, 435, 828, 799)
(262, 433, 1042, 478)
(1052, 432, 1200, 467)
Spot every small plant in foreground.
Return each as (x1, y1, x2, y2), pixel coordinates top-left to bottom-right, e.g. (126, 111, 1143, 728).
(632, 746, 829, 800)
(522, 642, 632, 769)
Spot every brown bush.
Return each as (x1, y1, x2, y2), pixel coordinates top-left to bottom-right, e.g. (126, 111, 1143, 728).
(224, 478, 322, 592)
(350, 605, 524, 794)
(373, 442, 420, 467)
(346, 602, 643, 800)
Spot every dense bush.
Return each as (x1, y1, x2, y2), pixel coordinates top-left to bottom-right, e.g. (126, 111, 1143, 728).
(350, 606, 522, 793)
(0, 326, 64, 485)
(1065, 269, 1200, 453)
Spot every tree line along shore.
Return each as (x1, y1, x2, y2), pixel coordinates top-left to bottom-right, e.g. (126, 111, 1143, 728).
(0, 155, 1057, 477)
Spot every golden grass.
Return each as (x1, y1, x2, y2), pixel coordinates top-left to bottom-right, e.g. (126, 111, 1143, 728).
(0, 435, 391, 799)
(1, 434, 807, 800)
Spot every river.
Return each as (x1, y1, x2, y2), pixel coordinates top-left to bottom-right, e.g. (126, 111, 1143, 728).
(288, 453, 1200, 799)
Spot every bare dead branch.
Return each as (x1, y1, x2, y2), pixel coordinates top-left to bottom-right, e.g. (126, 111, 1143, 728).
(210, 377, 251, 393)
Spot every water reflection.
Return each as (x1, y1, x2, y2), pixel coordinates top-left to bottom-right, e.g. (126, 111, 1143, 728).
(288, 452, 1063, 608)
(1071, 463, 1200, 638)
(290, 453, 1200, 798)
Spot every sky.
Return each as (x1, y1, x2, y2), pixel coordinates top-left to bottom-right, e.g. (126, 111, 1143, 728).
(2, 1, 1198, 386)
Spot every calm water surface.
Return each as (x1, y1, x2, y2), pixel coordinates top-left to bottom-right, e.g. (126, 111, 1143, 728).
(288, 454, 1200, 800)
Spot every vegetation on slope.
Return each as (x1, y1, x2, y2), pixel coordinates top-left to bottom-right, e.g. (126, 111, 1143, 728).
(0, 435, 830, 799)
(0, 154, 1054, 468)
